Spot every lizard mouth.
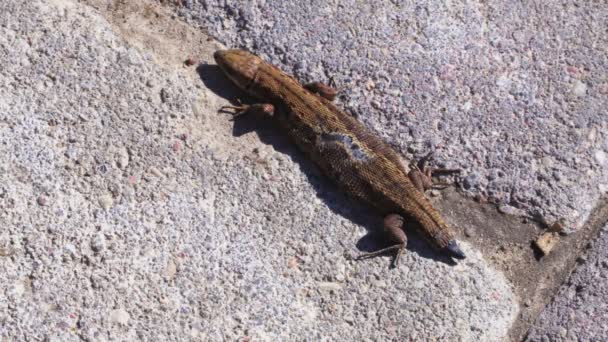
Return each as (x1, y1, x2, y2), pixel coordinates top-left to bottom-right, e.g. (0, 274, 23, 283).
(444, 240, 466, 259)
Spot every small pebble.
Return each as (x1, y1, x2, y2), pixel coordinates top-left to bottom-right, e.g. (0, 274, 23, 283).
(160, 88, 168, 103)
(116, 148, 129, 169)
(165, 259, 177, 280)
(566, 66, 579, 75)
(572, 80, 587, 97)
(128, 175, 138, 185)
(0, 244, 13, 257)
(98, 194, 113, 210)
(365, 80, 375, 90)
(371, 279, 387, 288)
(172, 140, 182, 153)
(463, 227, 473, 238)
(541, 156, 553, 167)
(548, 221, 565, 233)
(64, 243, 77, 257)
(98, 164, 109, 174)
(496, 74, 511, 89)
(334, 263, 346, 282)
(534, 232, 560, 256)
(37, 195, 48, 206)
(429, 189, 441, 197)
(317, 281, 342, 292)
(90, 234, 105, 253)
(576, 255, 587, 264)
(463, 174, 478, 190)
(594, 150, 606, 165)
(149, 167, 164, 178)
(184, 57, 197, 66)
(287, 257, 299, 269)
(474, 194, 487, 203)
(498, 204, 522, 216)
(109, 308, 130, 325)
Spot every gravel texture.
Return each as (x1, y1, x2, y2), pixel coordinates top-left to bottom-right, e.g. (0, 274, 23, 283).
(526, 223, 608, 341)
(0, 0, 518, 340)
(179, 0, 608, 231)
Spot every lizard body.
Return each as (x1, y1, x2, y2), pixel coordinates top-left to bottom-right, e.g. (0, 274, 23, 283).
(214, 49, 465, 263)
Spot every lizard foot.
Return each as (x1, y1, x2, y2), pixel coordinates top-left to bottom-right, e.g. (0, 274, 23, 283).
(304, 77, 340, 101)
(356, 214, 407, 268)
(219, 102, 275, 120)
(356, 243, 405, 268)
(408, 151, 460, 192)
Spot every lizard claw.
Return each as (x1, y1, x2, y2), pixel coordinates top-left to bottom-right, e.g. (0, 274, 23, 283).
(219, 104, 249, 120)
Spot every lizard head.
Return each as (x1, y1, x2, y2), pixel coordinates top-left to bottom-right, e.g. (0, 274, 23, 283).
(214, 49, 261, 91)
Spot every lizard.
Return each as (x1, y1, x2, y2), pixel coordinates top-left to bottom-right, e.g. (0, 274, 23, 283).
(214, 49, 465, 265)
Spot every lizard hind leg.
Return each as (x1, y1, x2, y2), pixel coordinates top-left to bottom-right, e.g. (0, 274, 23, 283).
(356, 214, 407, 268)
(304, 78, 340, 101)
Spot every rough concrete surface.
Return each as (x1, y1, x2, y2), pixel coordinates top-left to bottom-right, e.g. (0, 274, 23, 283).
(179, 0, 608, 232)
(432, 188, 608, 341)
(0, 0, 519, 341)
(526, 223, 608, 341)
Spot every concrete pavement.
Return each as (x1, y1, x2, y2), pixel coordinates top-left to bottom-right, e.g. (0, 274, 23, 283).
(0, 0, 517, 340)
(1, 0, 606, 340)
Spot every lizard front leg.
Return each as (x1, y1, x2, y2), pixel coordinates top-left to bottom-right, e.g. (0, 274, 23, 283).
(357, 214, 407, 268)
(408, 151, 460, 192)
(219, 101, 275, 120)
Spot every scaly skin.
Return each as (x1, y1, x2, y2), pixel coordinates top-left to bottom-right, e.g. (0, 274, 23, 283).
(214, 49, 465, 262)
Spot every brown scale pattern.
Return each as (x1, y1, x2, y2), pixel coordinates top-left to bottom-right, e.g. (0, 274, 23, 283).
(237, 53, 455, 249)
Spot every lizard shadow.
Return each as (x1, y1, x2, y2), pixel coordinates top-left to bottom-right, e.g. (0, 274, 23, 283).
(198, 63, 456, 267)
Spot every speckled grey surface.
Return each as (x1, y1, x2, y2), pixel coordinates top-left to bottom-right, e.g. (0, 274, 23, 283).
(0, 0, 518, 340)
(179, 0, 608, 231)
(526, 223, 608, 341)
